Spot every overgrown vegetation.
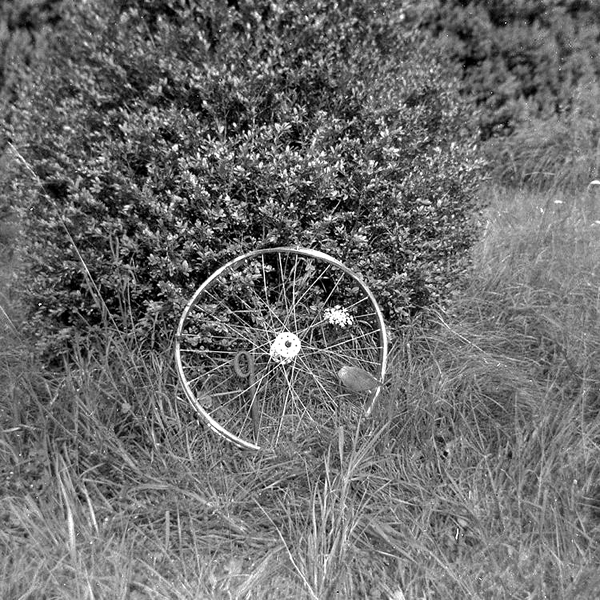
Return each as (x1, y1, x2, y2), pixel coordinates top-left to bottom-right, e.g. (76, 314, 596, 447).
(414, 0, 600, 189)
(0, 0, 64, 254)
(2, 0, 600, 598)
(0, 0, 63, 108)
(415, 0, 600, 137)
(2, 186, 600, 598)
(4, 0, 483, 356)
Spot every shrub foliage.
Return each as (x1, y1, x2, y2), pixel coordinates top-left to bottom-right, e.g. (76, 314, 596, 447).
(0, 0, 63, 100)
(414, 0, 600, 139)
(0, 0, 64, 250)
(6, 0, 483, 354)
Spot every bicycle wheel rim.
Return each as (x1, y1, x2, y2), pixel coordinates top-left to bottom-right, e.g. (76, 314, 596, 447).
(175, 247, 388, 451)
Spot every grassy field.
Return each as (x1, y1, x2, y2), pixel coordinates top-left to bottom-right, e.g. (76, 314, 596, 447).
(1, 182, 600, 599)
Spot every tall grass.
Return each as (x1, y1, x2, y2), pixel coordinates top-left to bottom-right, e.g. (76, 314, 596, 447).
(486, 83, 600, 193)
(2, 182, 600, 598)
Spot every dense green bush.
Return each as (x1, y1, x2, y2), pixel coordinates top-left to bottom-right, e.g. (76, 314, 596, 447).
(6, 0, 484, 356)
(0, 0, 63, 97)
(0, 0, 65, 251)
(413, 0, 600, 139)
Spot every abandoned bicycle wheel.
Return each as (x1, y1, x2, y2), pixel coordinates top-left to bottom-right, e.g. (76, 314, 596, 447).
(175, 247, 388, 451)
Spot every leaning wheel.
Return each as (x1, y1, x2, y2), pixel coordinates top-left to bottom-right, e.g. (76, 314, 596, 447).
(175, 247, 388, 451)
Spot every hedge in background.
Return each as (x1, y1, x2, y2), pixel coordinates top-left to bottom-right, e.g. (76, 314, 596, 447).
(410, 0, 600, 190)
(7, 0, 484, 356)
(414, 0, 600, 139)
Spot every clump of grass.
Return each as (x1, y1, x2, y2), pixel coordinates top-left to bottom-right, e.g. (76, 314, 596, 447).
(486, 83, 600, 193)
(2, 182, 600, 598)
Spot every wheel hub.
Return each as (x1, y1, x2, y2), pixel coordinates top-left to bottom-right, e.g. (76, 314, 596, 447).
(270, 332, 301, 364)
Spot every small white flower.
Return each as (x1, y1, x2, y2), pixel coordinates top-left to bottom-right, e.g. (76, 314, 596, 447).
(324, 305, 354, 328)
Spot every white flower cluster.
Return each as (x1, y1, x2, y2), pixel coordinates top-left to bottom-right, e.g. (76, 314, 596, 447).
(324, 305, 354, 328)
